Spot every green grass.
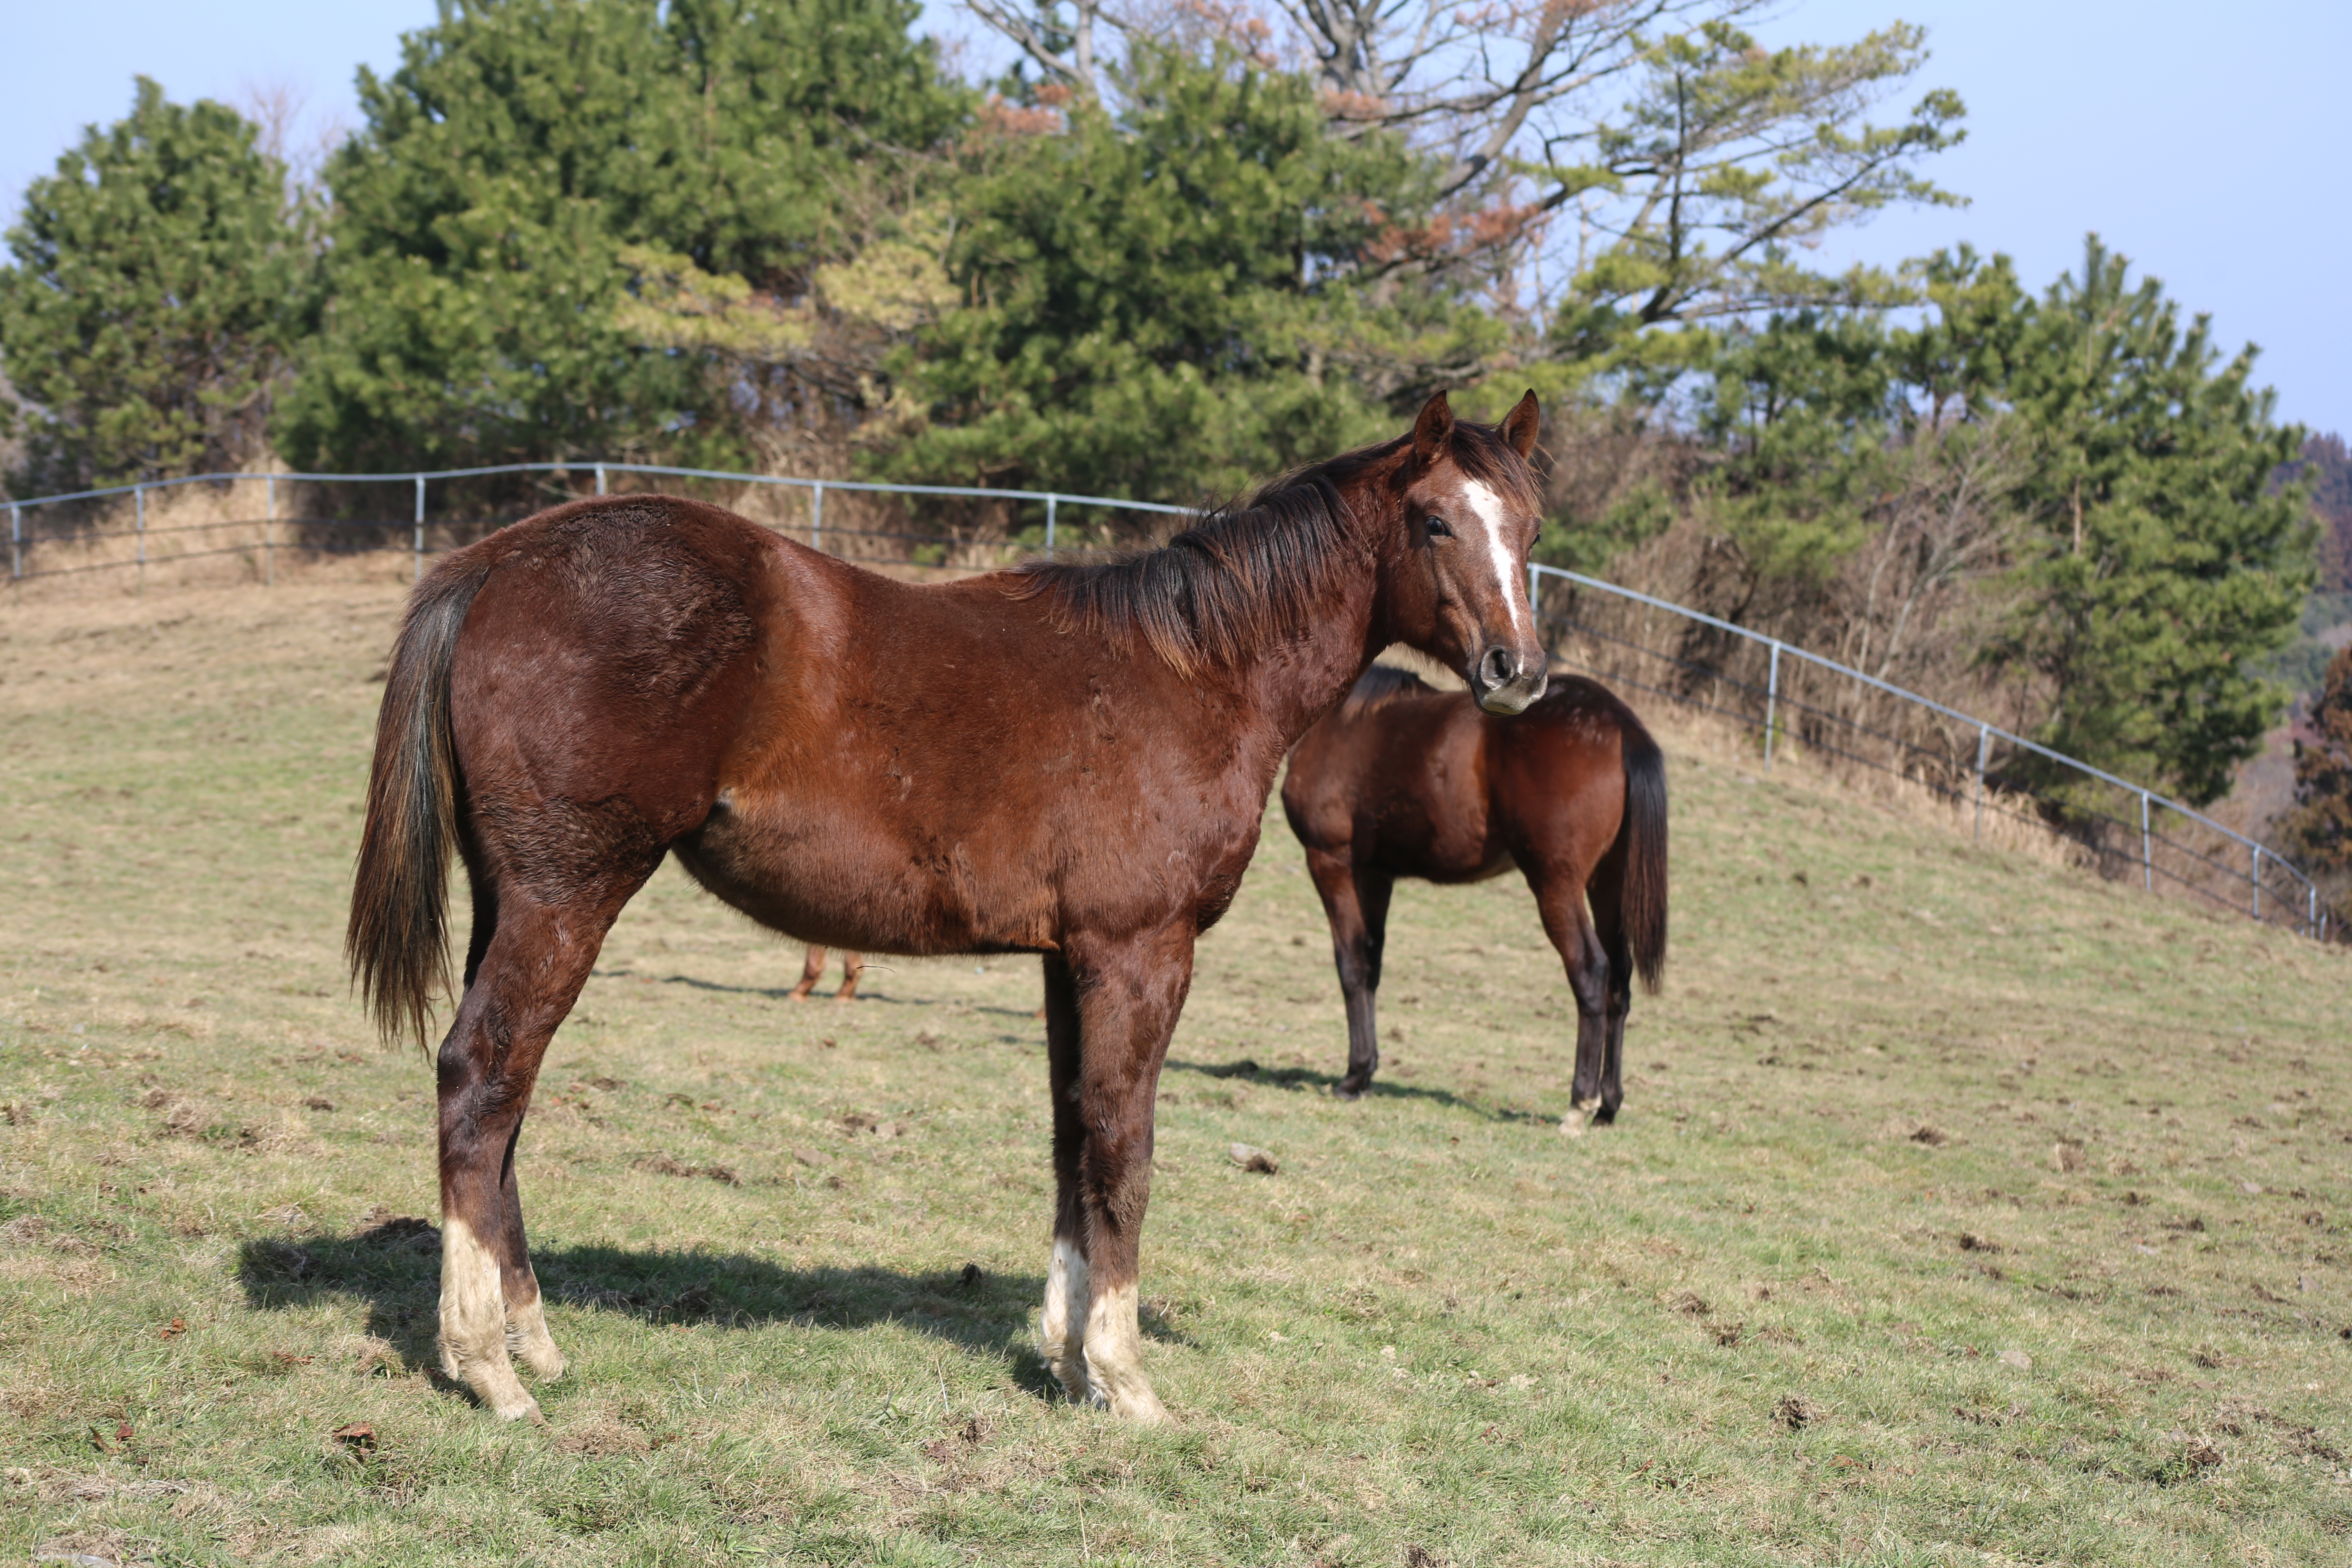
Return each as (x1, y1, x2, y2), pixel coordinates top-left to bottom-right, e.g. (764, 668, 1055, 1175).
(2, 579, 2348, 1566)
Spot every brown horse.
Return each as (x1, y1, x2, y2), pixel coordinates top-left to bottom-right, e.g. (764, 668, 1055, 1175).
(1280, 666, 1666, 1127)
(348, 392, 1549, 1423)
(789, 945, 864, 1000)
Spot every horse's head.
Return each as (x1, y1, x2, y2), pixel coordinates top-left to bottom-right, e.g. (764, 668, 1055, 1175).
(1385, 390, 1548, 715)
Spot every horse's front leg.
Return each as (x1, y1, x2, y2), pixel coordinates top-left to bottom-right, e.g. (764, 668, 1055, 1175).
(1038, 924, 1193, 1421)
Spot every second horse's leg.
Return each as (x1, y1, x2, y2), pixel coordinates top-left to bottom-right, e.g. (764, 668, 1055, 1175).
(835, 951, 864, 1000)
(788, 945, 828, 1001)
(1528, 864, 1610, 1136)
(1306, 851, 1392, 1098)
(1587, 858, 1634, 1123)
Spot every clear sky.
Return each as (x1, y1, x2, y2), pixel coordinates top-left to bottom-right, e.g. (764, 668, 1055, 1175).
(4, 1, 2347, 436)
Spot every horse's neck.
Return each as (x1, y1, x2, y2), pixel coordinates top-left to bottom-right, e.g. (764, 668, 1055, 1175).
(1236, 513, 1393, 752)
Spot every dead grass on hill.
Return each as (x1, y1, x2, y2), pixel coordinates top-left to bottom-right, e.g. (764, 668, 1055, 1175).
(1, 581, 2348, 1566)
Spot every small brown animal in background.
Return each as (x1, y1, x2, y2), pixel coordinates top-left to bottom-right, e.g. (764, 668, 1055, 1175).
(788, 945, 863, 1000)
(1281, 664, 1666, 1129)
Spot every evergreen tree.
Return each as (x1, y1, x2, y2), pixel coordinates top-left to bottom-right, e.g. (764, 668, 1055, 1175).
(0, 78, 308, 493)
(883, 45, 1500, 503)
(1986, 237, 2314, 806)
(277, 0, 962, 474)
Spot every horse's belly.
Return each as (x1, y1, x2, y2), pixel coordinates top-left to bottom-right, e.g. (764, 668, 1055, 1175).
(673, 792, 1058, 956)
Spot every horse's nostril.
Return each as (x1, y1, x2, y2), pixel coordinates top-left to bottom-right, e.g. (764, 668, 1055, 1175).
(1479, 646, 1513, 687)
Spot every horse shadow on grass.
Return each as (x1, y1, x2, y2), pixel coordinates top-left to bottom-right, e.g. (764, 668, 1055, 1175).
(1165, 1054, 1557, 1127)
(591, 964, 1047, 1025)
(232, 1222, 1162, 1405)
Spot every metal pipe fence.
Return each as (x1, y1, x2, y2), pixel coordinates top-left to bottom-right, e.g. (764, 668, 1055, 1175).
(1528, 562, 2328, 942)
(1, 463, 2325, 940)
(0, 463, 1195, 590)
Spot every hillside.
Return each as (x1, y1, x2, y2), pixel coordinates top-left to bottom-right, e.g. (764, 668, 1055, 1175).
(1, 579, 2345, 1566)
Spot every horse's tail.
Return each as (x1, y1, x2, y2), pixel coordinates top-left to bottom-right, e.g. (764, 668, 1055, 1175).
(348, 555, 493, 1051)
(1615, 702, 1669, 993)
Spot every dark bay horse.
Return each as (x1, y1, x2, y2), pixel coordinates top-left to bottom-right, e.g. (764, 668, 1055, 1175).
(789, 945, 864, 1000)
(1280, 665, 1667, 1127)
(348, 392, 1548, 1423)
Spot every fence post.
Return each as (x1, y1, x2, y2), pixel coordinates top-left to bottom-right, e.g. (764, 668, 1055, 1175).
(136, 484, 146, 595)
(2309, 884, 2318, 940)
(413, 475, 425, 583)
(2140, 792, 2152, 892)
(1528, 563, 1540, 627)
(264, 476, 276, 588)
(1973, 724, 1990, 841)
(9, 500, 18, 583)
(1762, 641, 1782, 772)
(594, 463, 607, 497)
(1045, 495, 1058, 558)
(811, 482, 824, 553)
(2251, 845, 2261, 920)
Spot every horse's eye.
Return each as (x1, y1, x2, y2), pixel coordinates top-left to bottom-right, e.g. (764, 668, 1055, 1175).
(1532, 525, 1542, 546)
(1423, 515, 1452, 539)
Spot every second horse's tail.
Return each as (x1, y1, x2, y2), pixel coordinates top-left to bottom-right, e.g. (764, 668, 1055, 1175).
(1616, 708, 1669, 993)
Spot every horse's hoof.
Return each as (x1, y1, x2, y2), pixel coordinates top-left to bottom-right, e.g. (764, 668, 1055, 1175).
(1558, 1107, 1588, 1138)
(1332, 1077, 1372, 1101)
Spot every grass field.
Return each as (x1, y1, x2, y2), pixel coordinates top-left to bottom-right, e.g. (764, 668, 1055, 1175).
(2, 578, 2347, 1567)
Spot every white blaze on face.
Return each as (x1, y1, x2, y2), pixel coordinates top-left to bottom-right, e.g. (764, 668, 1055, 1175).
(1461, 480, 1528, 640)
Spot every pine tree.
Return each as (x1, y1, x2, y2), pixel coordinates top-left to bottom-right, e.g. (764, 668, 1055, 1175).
(0, 78, 307, 493)
(277, 0, 962, 474)
(883, 44, 1500, 503)
(1984, 236, 2314, 806)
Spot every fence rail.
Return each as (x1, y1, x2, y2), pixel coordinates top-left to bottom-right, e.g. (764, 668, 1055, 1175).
(3, 463, 2327, 940)
(1527, 563, 2328, 942)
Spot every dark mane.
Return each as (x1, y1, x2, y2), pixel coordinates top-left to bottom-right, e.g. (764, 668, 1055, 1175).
(1006, 417, 1537, 677)
(1004, 446, 1383, 678)
(1341, 664, 1440, 717)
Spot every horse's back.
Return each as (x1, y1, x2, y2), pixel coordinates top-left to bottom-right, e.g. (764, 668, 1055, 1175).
(1485, 675, 1649, 860)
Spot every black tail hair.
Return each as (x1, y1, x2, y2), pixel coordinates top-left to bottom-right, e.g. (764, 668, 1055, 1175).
(347, 556, 492, 1049)
(1616, 707, 1669, 992)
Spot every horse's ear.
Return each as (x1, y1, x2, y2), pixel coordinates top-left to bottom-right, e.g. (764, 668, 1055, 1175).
(1411, 391, 1455, 467)
(1500, 389, 1539, 460)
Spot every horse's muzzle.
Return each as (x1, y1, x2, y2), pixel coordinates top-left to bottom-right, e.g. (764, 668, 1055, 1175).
(1472, 644, 1547, 715)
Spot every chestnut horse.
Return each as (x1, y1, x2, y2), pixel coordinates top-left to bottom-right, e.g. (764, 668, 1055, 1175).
(789, 945, 864, 1000)
(348, 392, 1549, 1423)
(1281, 666, 1666, 1126)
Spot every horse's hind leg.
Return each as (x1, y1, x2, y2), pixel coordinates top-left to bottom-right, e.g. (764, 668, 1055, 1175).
(1526, 862, 1610, 1135)
(835, 951, 864, 1000)
(437, 872, 647, 1420)
(1305, 850, 1393, 1098)
(1586, 844, 1635, 1123)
